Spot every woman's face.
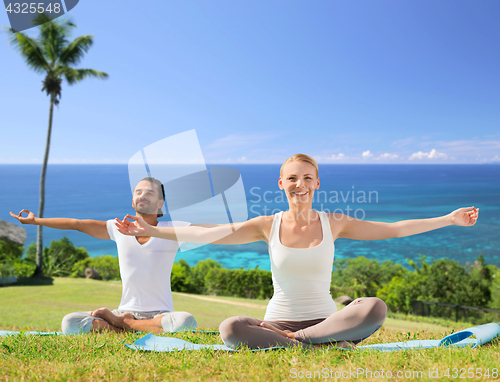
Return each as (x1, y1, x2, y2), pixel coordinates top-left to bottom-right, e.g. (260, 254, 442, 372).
(279, 160, 320, 205)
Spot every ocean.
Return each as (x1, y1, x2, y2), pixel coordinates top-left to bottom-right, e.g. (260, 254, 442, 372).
(1, 164, 499, 270)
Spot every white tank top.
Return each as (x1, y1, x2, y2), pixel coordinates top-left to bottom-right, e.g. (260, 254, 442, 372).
(264, 210, 337, 321)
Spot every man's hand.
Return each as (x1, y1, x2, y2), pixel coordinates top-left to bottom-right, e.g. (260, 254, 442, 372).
(449, 206, 479, 227)
(10, 209, 37, 225)
(115, 214, 153, 237)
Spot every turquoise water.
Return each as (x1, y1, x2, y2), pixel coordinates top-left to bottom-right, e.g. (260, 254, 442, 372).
(1, 164, 499, 269)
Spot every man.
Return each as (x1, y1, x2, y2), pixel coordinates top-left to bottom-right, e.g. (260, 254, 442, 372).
(10, 177, 197, 334)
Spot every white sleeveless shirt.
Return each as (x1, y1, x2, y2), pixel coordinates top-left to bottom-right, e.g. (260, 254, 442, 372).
(264, 210, 337, 321)
(106, 219, 190, 312)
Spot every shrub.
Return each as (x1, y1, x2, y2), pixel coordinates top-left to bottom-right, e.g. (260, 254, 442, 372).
(171, 259, 196, 293)
(169, 259, 273, 299)
(72, 255, 120, 281)
(0, 239, 36, 278)
(26, 237, 89, 277)
(330, 256, 407, 299)
(10, 260, 36, 278)
(204, 267, 273, 299)
(377, 255, 494, 314)
(0, 240, 23, 263)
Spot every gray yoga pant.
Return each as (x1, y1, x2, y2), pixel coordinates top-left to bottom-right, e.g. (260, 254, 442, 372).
(219, 297, 387, 349)
(61, 309, 197, 334)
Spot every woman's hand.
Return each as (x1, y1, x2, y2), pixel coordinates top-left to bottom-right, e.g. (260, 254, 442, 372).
(115, 214, 154, 237)
(10, 209, 36, 225)
(449, 206, 479, 227)
(259, 322, 295, 339)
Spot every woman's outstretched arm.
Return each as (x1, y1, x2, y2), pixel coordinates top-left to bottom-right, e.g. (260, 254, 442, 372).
(114, 214, 269, 245)
(334, 206, 479, 241)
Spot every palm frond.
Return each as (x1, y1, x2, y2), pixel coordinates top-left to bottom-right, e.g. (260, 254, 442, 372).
(59, 67, 108, 85)
(59, 35, 95, 66)
(38, 15, 75, 64)
(3, 26, 49, 73)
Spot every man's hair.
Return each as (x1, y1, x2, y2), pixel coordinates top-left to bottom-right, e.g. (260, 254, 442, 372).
(137, 177, 165, 218)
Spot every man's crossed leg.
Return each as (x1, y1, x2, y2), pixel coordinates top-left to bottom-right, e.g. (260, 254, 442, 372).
(61, 308, 197, 334)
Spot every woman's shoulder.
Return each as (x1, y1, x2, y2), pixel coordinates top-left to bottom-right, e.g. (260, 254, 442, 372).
(323, 211, 348, 220)
(248, 214, 277, 225)
(244, 214, 279, 235)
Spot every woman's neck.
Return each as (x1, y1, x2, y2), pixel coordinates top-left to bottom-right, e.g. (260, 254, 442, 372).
(285, 204, 318, 225)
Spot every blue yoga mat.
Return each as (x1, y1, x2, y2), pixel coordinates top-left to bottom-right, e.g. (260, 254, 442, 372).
(358, 323, 500, 351)
(0, 331, 63, 337)
(125, 323, 500, 352)
(0, 329, 216, 337)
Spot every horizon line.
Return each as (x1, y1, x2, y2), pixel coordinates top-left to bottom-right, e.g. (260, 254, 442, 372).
(1, 162, 499, 165)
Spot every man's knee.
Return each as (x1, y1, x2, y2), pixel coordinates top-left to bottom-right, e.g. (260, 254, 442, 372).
(160, 311, 197, 332)
(61, 311, 97, 334)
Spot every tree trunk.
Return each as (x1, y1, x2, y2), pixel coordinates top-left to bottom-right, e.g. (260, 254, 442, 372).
(33, 94, 55, 278)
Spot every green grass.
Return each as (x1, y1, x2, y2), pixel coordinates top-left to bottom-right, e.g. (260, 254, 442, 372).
(1, 278, 499, 381)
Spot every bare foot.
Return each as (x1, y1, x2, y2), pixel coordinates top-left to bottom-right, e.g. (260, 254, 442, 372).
(91, 308, 135, 330)
(259, 322, 295, 339)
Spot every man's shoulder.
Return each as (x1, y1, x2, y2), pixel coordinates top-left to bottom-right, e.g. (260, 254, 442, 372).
(105, 219, 118, 229)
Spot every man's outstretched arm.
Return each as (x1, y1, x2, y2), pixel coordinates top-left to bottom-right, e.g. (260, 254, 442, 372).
(10, 209, 110, 240)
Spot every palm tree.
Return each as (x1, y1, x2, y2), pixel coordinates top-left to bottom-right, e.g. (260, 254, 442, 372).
(5, 15, 108, 277)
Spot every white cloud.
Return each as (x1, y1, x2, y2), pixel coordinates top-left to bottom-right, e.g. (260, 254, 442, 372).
(409, 149, 448, 160)
(325, 153, 346, 160)
(492, 155, 500, 162)
(378, 153, 399, 160)
(362, 150, 373, 158)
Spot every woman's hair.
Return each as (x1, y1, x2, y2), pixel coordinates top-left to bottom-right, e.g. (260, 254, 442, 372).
(280, 154, 319, 177)
(138, 177, 165, 218)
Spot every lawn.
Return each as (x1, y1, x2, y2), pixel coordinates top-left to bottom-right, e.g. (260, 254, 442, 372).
(1, 278, 498, 381)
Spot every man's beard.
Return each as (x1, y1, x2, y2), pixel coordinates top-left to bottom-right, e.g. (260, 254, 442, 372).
(134, 201, 157, 215)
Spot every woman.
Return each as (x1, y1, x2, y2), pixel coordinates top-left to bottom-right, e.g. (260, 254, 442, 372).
(114, 154, 479, 349)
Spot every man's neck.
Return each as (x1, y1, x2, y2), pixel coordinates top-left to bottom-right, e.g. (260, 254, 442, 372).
(137, 213, 159, 227)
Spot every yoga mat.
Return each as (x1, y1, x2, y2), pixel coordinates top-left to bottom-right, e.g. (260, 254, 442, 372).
(124, 334, 284, 352)
(0, 330, 216, 337)
(358, 323, 500, 352)
(125, 323, 500, 352)
(0, 331, 63, 337)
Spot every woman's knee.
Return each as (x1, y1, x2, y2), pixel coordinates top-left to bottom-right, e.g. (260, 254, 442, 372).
(219, 316, 256, 347)
(350, 297, 387, 321)
(367, 298, 387, 322)
(219, 316, 243, 338)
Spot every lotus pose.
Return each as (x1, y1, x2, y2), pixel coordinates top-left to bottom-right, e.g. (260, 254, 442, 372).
(11, 178, 198, 334)
(113, 154, 479, 349)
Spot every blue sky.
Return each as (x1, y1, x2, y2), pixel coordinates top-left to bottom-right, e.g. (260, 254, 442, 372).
(1, 0, 499, 164)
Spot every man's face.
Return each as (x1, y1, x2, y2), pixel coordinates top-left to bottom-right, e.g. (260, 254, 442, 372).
(132, 180, 164, 215)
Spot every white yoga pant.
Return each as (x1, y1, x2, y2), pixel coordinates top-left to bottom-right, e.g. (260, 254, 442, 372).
(61, 309, 197, 334)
